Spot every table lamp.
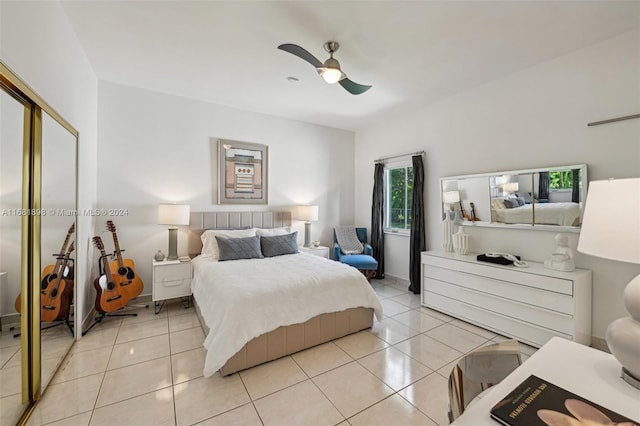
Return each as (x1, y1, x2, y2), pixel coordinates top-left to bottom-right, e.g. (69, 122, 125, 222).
(158, 203, 190, 261)
(577, 178, 640, 389)
(296, 205, 318, 248)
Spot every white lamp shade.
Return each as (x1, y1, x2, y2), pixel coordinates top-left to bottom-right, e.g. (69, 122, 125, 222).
(296, 205, 319, 222)
(443, 191, 460, 204)
(503, 182, 519, 193)
(158, 204, 190, 226)
(577, 178, 640, 264)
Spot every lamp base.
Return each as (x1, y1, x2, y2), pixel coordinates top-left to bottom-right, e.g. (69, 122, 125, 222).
(167, 228, 178, 260)
(621, 367, 640, 390)
(605, 273, 640, 389)
(304, 222, 311, 248)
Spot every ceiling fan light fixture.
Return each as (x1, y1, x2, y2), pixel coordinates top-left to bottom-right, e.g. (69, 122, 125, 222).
(319, 67, 343, 84)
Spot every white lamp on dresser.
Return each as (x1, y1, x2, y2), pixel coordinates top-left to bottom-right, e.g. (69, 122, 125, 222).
(577, 177, 640, 389)
(158, 203, 190, 261)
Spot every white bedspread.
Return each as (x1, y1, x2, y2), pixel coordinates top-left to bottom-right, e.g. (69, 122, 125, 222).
(493, 202, 580, 226)
(191, 252, 383, 377)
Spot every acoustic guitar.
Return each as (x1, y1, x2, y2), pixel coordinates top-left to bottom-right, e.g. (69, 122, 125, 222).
(106, 220, 143, 300)
(41, 242, 75, 322)
(15, 223, 75, 313)
(92, 236, 128, 313)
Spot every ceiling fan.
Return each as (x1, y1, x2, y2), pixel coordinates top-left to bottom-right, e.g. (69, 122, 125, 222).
(277, 41, 372, 95)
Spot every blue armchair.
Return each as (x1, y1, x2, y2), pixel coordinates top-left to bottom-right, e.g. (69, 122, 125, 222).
(333, 227, 378, 281)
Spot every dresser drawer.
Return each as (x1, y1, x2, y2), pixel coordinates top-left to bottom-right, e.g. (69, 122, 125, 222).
(422, 254, 573, 295)
(424, 291, 572, 347)
(153, 262, 191, 301)
(424, 278, 574, 335)
(424, 265, 574, 314)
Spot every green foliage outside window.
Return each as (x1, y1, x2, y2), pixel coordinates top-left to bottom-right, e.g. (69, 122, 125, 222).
(549, 170, 574, 189)
(388, 166, 413, 230)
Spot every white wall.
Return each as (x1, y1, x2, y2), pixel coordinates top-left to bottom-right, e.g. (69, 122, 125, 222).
(354, 29, 640, 340)
(1, 0, 99, 329)
(97, 81, 355, 295)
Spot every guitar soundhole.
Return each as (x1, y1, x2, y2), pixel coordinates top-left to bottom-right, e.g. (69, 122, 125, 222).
(50, 289, 58, 298)
(118, 266, 127, 276)
(107, 281, 115, 290)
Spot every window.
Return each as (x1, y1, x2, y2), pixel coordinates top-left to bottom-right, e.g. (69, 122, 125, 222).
(549, 170, 577, 190)
(384, 163, 413, 231)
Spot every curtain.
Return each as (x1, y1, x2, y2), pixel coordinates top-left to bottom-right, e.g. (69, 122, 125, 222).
(408, 154, 425, 294)
(572, 168, 580, 203)
(538, 171, 549, 201)
(371, 163, 385, 279)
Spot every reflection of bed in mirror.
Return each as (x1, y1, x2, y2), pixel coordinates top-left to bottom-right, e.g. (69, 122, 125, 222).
(442, 164, 586, 232)
(492, 201, 581, 226)
(188, 211, 383, 377)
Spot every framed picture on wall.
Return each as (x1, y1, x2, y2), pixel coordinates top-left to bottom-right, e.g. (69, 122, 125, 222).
(217, 139, 269, 204)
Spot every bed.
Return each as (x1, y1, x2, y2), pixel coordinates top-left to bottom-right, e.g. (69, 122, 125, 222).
(491, 201, 580, 226)
(188, 211, 383, 377)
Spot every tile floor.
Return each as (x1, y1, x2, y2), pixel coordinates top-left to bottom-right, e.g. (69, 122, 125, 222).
(23, 278, 537, 426)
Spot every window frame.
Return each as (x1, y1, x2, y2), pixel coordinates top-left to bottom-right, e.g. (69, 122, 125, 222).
(383, 159, 413, 235)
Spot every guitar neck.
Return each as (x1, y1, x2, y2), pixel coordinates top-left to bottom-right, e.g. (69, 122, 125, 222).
(111, 232, 125, 267)
(100, 250, 114, 282)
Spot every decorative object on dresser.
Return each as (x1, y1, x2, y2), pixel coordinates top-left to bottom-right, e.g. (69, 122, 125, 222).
(577, 177, 640, 390)
(158, 203, 190, 261)
(217, 139, 268, 204)
(442, 213, 455, 252)
(295, 205, 319, 247)
(421, 250, 592, 348)
(154, 250, 165, 261)
(544, 233, 575, 272)
(452, 227, 470, 255)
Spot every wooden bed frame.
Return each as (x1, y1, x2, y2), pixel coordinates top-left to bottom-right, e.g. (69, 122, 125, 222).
(188, 211, 375, 376)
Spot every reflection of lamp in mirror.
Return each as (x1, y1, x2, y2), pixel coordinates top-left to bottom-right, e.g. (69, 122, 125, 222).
(443, 190, 460, 210)
(502, 182, 519, 195)
(158, 203, 190, 261)
(296, 205, 318, 248)
(577, 178, 640, 389)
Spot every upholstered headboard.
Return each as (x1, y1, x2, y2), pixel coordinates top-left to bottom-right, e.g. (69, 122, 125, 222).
(188, 211, 292, 257)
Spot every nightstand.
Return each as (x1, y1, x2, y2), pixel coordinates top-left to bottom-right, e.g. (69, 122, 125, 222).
(299, 245, 330, 258)
(152, 259, 192, 314)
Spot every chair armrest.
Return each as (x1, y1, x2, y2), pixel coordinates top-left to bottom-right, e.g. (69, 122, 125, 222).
(333, 243, 342, 260)
(364, 243, 373, 256)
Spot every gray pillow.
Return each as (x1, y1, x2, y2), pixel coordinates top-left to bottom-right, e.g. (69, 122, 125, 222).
(503, 198, 520, 209)
(260, 232, 298, 257)
(215, 235, 263, 261)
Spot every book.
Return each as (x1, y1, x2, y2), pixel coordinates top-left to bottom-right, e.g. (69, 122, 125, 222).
(490, 375, 638, 426)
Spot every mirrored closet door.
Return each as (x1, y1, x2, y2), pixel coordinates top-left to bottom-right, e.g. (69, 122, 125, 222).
(1, 63, 78, 425)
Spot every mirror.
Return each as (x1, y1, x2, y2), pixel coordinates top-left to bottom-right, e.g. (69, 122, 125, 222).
(0, 87, 28, 425)
(39, 111, 76, 390)
(1, 67, 78, 425)
(442, 164, 587, 232)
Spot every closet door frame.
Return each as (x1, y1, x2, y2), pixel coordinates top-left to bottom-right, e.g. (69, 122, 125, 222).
(1, 61, 79, 423)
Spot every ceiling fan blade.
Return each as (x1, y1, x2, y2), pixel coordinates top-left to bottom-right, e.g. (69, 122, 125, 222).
(278, 44, 322, 68)
(338, 77, 372, 95)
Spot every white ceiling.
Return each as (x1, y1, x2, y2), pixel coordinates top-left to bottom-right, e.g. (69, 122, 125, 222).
(61, 1, 640, 131)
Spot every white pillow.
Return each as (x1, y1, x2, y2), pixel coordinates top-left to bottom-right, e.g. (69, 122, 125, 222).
(255, 227, 292, 237)
(200, 228, 257, 259)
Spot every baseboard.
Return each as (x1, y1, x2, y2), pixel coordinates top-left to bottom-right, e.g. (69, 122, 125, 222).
(590, 336, 610, 353)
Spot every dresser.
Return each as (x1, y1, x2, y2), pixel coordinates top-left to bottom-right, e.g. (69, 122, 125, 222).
(421, 250, 592, 347)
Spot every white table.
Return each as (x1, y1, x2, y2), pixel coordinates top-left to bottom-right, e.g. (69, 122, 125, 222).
(452, 337, 640, 425)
